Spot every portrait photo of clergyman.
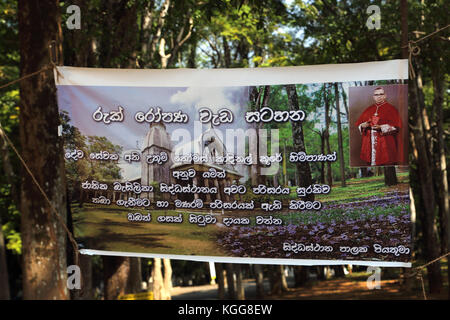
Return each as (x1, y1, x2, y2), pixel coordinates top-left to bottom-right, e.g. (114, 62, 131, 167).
(349, 84, 408, 167)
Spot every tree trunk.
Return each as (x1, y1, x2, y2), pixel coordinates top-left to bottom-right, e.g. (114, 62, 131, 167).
(223, 36, 231, 68)
(102, 255, 131, 299)
(187, 34, 197, 68)
(249, 87, 259, 186)
(98, 0, 114, 67)
(430, 47, 449, 298)
(340, 83, 349, 119)
(272, 174, 279, 187)
(163, 258, 172, 299)
(140, 2, 154, 58)
(316, 266, 325, 281)
(225, 263, 236, 299)
(149, 258, 172, 300)
(0, 217, 10, 300)
(253, 264, 265, 298)
(152, 258, 166, 300)
(269, 265, 286, 296)
(293, 266, 308, 287)
(384, 167, 398, 186)
(376, 166, 383, 176)
(281, 266, 289, 291)
(97, 1, 145, 297)
(285, 84, 314, 200)
(0, 126, 19, 206)
(399, 2, 415, 292)
(127, 257, 142, 293)
(18, 0, 68, 300)
(235, 264, 245, 300)
(215, 263, 226, 299)
(320, 132, 325, 184)
(249, 86, 268, 186)
(77, 252, 93, 299)
(333, 265, 346, 278)
(400, 0, 408, 60)
(410, 62, 443, 294)
(0, 125, 17, 300)
(103, 256, 130, 299)
(324, 84, 333, 186)
(360, 167, 367, 178)
(166, 15, 194, 68)
(334, 83, 346, 187)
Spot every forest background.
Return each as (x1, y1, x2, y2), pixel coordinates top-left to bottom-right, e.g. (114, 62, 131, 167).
(0, 0, 448, 300)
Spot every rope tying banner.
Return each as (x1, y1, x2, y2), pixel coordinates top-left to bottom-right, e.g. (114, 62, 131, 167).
(401, 251, 450, 300)
(403, 24, 449, 79)
(0, 123, 80, 268)
(0, 40, 79, 270)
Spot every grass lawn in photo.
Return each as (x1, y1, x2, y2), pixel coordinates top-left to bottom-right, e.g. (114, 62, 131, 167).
(73, 172, 410, 262)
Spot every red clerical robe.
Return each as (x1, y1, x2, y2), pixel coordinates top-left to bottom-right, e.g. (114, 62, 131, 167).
(355, 101, 401, 166)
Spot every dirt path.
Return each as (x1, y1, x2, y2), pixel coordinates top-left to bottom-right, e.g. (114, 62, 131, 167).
(172, 277, 448, 300)
(270, 278, 420, 300)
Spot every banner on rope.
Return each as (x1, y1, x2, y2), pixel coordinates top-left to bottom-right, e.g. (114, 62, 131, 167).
(55, 60, 411, 267)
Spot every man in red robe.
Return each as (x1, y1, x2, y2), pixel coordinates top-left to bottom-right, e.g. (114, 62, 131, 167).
(355, 87, 402, 166)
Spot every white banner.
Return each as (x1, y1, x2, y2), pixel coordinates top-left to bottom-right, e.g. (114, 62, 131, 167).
(56, 60, 411, 267)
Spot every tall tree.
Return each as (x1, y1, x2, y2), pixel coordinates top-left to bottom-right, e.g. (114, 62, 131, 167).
(18, 0, 68, 299)
(383, 167, 398, 186)
(323, 84, 333, 186)
(103, 256, 130, 300)
(409, 67, 443, 294)
(215, 263, 226, 299)
(0, 214, 9, 299)
(293, 266, 308, 287)
(152, 258, 167, 300)
(73, 0, 140, 299)
(162, 258, 173, 299)
(334, 83, 346, 187)
(285, 84, 313, 199)
(249, 86, 271, 186)
(0, 124, 15, 300)
(268, 265, 288, 295)
(235, 264, 245, 300)
(253, 264, 265, 298)
(426, 12, 449, 297)
(408, 0, 448, 294)
(225, 263, 236, 299)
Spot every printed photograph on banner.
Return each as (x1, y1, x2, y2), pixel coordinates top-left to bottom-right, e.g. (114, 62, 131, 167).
(348, 84, 408, 168)
(57, 75, 411, 265)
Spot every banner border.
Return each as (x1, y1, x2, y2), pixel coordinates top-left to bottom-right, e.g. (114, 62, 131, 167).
(62, 60, 411, 266)
(55, 59, 408, 87)
(80, 249, 412, 268)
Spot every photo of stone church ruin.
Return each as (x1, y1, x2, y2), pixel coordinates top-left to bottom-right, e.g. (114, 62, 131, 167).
(123, 122, 243, 205)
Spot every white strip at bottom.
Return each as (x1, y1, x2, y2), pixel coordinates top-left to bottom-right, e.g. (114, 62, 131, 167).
(80, 249, 411, 268)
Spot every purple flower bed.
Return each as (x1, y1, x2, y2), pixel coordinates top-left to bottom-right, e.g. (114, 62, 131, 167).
(217, 194, 411, 262)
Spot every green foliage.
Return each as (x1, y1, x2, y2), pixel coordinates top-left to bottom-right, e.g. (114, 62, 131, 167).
(194, 0, 289, 67)
(289, 0, 403, 65)
(2, 219, 21, 254)
(256, 83, 352, 185)
(0, 0, 20, 256)
(0, 184, 20, 254)
(61, 112, 122, 203)
(0, 0, 18, 73)
(171, 260, 210, 286)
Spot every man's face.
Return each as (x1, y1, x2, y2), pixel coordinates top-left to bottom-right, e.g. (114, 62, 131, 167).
(373, 89, 386, 104)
